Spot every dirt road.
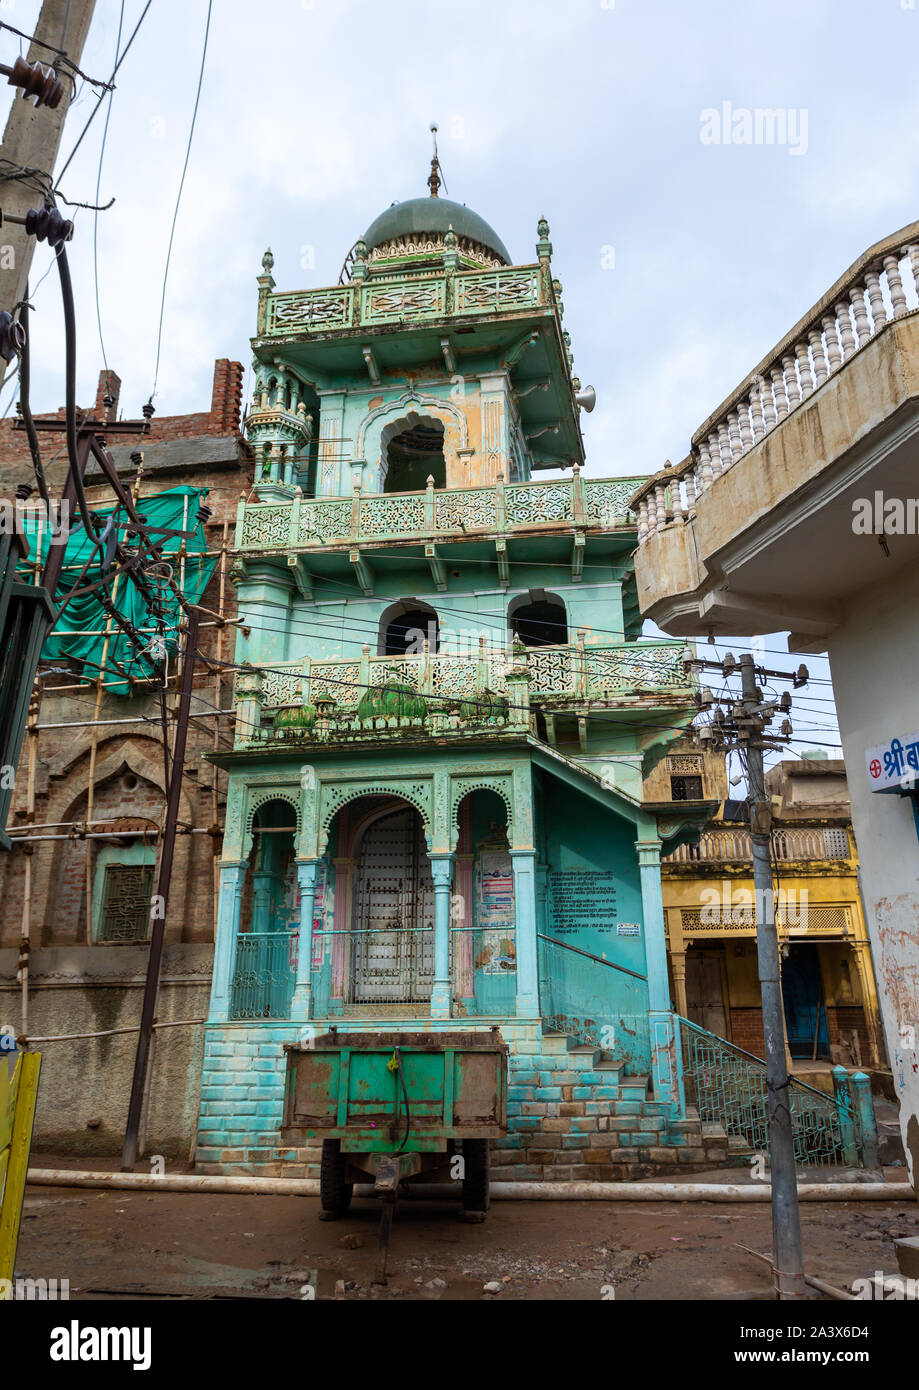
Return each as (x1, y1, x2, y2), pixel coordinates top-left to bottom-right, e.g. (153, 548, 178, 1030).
(15, 1156, 917, 1301)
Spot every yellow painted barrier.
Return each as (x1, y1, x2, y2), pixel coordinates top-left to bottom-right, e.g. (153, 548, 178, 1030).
(0, 1050, 42, 1293)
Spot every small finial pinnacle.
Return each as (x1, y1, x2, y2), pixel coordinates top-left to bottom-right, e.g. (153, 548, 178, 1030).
(428, 122, 446, 197)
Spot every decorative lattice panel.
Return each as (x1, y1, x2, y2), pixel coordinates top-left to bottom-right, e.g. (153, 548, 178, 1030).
(583, 479, 635, 524)
(434, 489, 497, 533)
(241, 506, 291, 549)
(99, 864, 154, 942)
(504, 482, 571, 526)
(267, 288, 352, 334)
(360, 495, 426, 536)
(309, 662, 361, 705)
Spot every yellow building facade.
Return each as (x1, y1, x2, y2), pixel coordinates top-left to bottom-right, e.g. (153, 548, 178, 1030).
(644, 749, 885, 1074)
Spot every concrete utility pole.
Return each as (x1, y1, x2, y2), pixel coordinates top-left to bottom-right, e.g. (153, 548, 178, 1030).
(0, 0, 97, 321)
(740, 652, 805, 1300)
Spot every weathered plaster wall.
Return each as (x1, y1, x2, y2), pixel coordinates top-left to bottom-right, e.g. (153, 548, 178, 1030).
(829, 560, 919, 1185)
(1, 945, 213, 1155)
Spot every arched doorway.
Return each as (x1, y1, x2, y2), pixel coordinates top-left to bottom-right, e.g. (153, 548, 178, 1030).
(351, 804, 434, 1004)
(383, 419, 446, 492)
(508, 591, 568, 647)
(380, 600, 439, 655)
(231, 798, 298, 1019)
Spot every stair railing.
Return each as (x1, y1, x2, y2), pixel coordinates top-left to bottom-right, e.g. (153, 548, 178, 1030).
(537, 932, 646, 1049)
(675, 1014, 875, 1167)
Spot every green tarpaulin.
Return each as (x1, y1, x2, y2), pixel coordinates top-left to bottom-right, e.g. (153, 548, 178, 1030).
(20, 485, 217, 695)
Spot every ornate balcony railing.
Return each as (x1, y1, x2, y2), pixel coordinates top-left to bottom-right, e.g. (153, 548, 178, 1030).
(665, 826, 851, 863)
(261, 263, 547, 340)
(233, 638, 693, 747)
(235, 472, 643, 553)
(632, 222, 919, 542)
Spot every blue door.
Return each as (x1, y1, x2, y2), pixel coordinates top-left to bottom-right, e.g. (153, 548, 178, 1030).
(781, 945, 829, 1059)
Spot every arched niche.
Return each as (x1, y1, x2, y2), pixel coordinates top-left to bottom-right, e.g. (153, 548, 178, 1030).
(508, 590, 569, 648)
(356, 394, 468, 492)
(378, 599, 439, 655)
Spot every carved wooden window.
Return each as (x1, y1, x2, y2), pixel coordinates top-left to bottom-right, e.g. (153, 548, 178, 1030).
(98, 864, 154, 942)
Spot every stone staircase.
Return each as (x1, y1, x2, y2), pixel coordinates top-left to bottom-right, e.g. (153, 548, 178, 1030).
(195, 1020, 754, 1179)
(490, 1028, 752, 1180)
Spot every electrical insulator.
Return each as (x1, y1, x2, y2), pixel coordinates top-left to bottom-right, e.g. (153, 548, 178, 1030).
(26, 205, 73, 246)
(2, 56, 64, 109)
(195, 504, 213, 526)
(722, 652, 737, 676)
(794, 664, 809, 688)
(781, 719, 793, 736)
(700, 686, 714, 707)
(15, 481, 33, 501)
(142, 401, 155, 421)
(0, 309, 26, 357)
(779, 691, 792, 712)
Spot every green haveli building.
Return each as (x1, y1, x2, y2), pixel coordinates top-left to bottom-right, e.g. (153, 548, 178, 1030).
(196, 170, 720, 1179)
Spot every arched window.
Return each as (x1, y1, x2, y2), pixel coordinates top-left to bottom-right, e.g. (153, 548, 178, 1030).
(508, 591, 568, 648)
(379, 600, 439, 656)
(384, 419, 446, 492)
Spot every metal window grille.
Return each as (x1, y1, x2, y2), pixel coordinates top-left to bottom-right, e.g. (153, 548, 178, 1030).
(98, 864, 154, 942)
(671, 774, 704, 801)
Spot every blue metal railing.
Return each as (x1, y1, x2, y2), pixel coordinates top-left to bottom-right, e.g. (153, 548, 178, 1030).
(229, 932, 296, 1019)
(676, 1015, 876, 1166)
(537, 933, 647, 1049)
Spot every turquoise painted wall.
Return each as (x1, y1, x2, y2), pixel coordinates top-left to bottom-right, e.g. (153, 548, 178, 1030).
(538, 778, 651, 1076)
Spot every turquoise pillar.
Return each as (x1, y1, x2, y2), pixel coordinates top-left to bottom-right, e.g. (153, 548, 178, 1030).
(209, 860, 247, 1023)
(849, 1071, 880, 1170)
(290, 859, 319, 1022)
(430, 855, 454, 1020)
(636, 836, 681, 1110)
(511, 849, 539, 1017)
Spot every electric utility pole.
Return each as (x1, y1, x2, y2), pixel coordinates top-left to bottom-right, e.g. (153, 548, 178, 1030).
(692, 649, 809, 1300)
(740, 652, 804, 1301)
(122, 605, 201, 1171)
(0, 0, 97, 324)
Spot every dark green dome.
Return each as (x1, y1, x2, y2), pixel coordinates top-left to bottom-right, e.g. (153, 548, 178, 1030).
(273, 703, 317, 731)
(363, 196, 511, 265)
(358, 671, 428, 722)
(459, 688, 508, 722)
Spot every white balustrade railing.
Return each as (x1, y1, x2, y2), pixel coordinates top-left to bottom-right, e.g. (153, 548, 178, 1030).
(632, 222, 919, 542)
(665, 826, 850, 863)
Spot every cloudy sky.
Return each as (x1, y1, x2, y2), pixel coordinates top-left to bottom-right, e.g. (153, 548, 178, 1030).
(4, 0, 917, 753)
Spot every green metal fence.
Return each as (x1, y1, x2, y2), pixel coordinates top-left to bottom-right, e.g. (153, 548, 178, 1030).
(229, 932, 296, 1019)
(676, 1015, 875, 1166)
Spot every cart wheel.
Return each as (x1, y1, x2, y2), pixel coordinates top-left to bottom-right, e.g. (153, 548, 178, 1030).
(319, 1139, 353, 1219)
(461, 1139, 490, 1213)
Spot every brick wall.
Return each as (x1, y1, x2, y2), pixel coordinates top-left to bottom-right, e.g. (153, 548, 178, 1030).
(0, 358, 247, 494)
(0, 357, 250, 958)
(729, 1007, 766, 1057)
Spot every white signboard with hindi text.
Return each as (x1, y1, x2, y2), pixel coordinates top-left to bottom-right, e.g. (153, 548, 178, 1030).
(865, 731, 919, 792)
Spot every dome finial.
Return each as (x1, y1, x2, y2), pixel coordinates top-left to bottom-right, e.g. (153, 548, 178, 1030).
(428, 122, 448, 198)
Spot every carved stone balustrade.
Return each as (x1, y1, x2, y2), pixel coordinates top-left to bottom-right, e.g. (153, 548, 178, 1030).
(235, 471, 643, 554)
